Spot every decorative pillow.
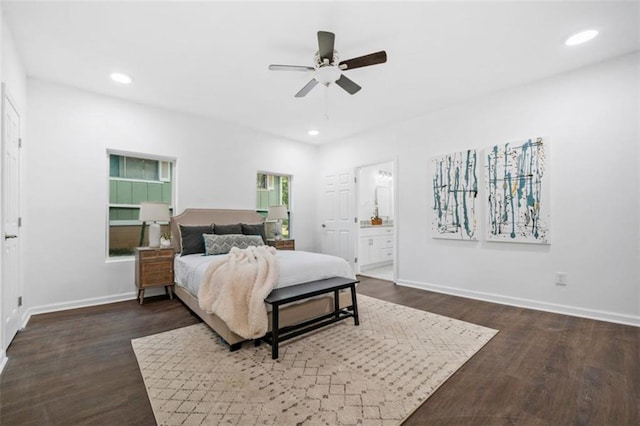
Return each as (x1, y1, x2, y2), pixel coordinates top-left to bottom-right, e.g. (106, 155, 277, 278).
(241, 223, 267, 244)
(203, 234, 265, 255)
(213, 223, 242, 235)
(179, 224, 213, 256)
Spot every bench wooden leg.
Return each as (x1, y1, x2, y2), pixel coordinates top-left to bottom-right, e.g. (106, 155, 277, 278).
(272, 304, 280, 359)
(229, 342, 242, 352)
(350, 284, 360, 326)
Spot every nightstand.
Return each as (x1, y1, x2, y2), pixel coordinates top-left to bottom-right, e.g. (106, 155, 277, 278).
(134, 247, 175, 304)
(267, 239, 295, 250)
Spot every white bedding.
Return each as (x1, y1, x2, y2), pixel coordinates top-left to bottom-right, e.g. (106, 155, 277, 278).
(175, 249, 355, 297)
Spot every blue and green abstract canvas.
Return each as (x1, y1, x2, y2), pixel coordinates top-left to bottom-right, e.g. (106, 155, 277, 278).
(485, 137, 549, 244)
(432, 149, 478, 240)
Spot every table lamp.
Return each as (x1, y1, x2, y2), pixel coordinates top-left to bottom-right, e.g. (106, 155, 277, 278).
(267, 205, 288, 240)
(139, 202, 170, 247)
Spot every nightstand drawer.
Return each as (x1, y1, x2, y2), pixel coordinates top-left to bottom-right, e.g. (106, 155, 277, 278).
(139, 261, 173, 286)
(138, 249, 174, 260)
(135, 247, 175, 304)
(267, 239, 295, 250)
(277, 240, 295, 250)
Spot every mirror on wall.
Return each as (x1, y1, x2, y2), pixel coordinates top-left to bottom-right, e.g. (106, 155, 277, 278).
(376, 186, 391, 218)
(358, 161, 394, 223)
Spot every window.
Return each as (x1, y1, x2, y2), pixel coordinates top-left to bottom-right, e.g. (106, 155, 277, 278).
(110, 155, 159, 180)
(108, 152, 175, 257)
(256, 172, 291, 239)
(256, 174, 275, 190)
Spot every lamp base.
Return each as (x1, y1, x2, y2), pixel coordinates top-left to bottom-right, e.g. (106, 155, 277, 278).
(274, 219, 284, 240)
(148, 222, 161, 248)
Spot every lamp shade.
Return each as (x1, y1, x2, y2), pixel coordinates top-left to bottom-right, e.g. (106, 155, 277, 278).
(267, 205, 288, 220)
(139, 202, 170, 222)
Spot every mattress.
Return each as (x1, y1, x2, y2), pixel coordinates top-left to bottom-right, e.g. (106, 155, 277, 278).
(174, 249, 356, 297)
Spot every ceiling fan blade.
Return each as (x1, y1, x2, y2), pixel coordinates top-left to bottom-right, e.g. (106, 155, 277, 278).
(339, 51, 387, 70)
(335, 74, 361, 95)
(295, 79, 319, 98)
(268, 64, 314, 72)
(317, 31, 335, 62)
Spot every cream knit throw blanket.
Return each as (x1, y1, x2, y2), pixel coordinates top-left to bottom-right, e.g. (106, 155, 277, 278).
(198, 245, 279, 339)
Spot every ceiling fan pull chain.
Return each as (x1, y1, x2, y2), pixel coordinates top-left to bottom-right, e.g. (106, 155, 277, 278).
(324, 85, 330, 120)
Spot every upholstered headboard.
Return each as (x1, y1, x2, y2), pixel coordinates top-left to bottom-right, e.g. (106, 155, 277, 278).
(170, 208, 264, 253)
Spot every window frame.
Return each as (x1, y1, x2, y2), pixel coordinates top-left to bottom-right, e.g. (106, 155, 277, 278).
(256, 171, 292, 239)
(159, 160, 171, 182)
(256, 173, 275, 191)
(106, 149, 177, 260)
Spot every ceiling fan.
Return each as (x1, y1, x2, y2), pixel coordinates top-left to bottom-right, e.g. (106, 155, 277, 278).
(268, 31, 387, 98)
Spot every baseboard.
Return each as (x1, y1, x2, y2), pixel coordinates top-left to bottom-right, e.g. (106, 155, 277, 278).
(21, 291, 138, 329)
(360, 260, 393, 272)
(0, 349, 7, 375)
(396, 279, 640, 327)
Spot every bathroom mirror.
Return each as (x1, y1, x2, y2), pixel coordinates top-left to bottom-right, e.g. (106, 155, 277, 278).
(376, 186, 391, 217)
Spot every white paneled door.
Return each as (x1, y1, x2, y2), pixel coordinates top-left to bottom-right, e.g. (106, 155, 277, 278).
(320, 170, 356, 268)
(2, 88, 21, 349)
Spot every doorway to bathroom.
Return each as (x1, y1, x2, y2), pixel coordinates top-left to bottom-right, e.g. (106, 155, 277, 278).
(356, 160, 395, 281)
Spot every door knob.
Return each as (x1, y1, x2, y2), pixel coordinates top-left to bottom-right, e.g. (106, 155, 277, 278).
(4, 234, 17, 239)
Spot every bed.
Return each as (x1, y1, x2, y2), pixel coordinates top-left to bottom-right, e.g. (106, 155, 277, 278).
(169, 208, 356, 350)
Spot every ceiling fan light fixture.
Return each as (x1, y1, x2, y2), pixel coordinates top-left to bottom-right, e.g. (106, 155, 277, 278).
(308, 129, 320, 136)
(110, 72, 133, 84)
(564, 29, 599, 46)
(315, 66, 341, 86)
(268, 30, 387, 98)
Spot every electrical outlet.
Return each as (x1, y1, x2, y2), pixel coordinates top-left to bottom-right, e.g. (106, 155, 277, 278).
(555, 272, 568, 286)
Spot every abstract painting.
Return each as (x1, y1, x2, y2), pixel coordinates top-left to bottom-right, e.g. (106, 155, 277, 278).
(431, 149, 478, 240)
(485, 137, 549, 244)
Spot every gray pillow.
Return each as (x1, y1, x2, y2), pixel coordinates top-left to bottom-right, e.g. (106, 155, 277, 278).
(179, 224, 213, 256)
(241, 223, 267, 244)
(213, 223, 242, 235)
(203, 234, 265, 255)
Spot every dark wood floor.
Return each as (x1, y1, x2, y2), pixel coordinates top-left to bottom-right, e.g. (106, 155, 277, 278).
(1, 277, 638, 425)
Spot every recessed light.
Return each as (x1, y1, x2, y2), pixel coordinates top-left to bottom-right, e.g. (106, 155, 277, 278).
(565, 29, 599, 46)
(110, 72, 133, 84)
(308, 129, 319, 136)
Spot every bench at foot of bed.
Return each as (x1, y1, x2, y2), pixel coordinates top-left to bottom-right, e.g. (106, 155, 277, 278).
(260, 276, 360, 360)
(173, 279, 358, 355)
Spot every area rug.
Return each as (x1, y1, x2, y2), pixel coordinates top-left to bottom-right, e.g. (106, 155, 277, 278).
(132, 295, 498, 425)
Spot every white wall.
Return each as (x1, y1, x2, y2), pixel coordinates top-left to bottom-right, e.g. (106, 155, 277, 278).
(23, 79, 319, 316)
(14, 51, 640, 327)
(2, 20, 26, 113)
(318, 53, 640, 325)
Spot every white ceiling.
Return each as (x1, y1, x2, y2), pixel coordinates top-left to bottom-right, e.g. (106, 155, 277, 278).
(3, 1, 638, 144)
